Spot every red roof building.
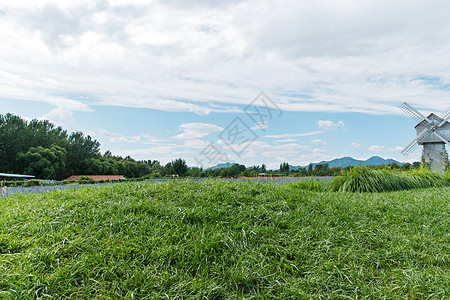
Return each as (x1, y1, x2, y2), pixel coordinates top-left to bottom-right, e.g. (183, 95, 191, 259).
(65, 175, 125, 181)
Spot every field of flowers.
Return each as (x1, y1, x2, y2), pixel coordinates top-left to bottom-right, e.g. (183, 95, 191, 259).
(0, 179, 448, 298)
(2, 177, 330, 197)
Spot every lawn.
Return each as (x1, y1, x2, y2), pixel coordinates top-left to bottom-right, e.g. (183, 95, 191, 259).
(0, 180, 449, 299)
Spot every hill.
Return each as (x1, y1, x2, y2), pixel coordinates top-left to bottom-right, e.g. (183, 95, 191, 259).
(291, 156, 405, 170)
(207, 156, 405, 171)
(206, 162, 237, 170)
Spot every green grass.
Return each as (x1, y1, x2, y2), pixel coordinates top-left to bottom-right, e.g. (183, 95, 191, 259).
(0, 180, 449, 299)
(329, 167, 450, 193)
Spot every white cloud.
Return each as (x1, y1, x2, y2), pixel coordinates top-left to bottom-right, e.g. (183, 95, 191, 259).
(351, 142, 362, 148)
(310, 139, 327, 145)
(313, 148, 328, 154)
(98, 129, 164, 144)
(174, 123, 223, 139)
(317, 120, 345, 130)
(99, 129, 141, 143)
(41, 107, 76, 129)
(251, 122, 268, 130)
(275, 139, 297, 143)
(265, 130, 323, 139)
(241, 140, 308, 160)
(369, 145, 404, 152)
(1, 0, 450, 118)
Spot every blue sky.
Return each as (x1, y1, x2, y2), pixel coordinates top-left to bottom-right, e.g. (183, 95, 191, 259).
(1, 0, 450, 169)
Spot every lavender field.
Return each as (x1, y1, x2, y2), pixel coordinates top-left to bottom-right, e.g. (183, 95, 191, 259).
(2, 177, 332, 197)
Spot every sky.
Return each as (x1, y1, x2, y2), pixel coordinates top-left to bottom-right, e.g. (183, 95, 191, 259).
(1, 0, 450, 169)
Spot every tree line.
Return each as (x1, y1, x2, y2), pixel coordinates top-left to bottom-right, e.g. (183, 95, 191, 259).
(0, 114, 186, 180)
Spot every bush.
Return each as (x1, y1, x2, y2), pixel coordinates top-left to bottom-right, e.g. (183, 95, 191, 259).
(78, 176, 95, 184)
(3, 180, 24, 187)
(24, 179, 41, 187)
(291, 178, 327, 192)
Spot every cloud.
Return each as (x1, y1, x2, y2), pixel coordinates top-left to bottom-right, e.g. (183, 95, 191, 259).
(174, 123, 223, 139)
(251, 122, 269, 130)
(275, 139, 297, 143)
(351, 142, 362, 148)
(369, 145, 404, 152)
(312, 148, 328, 154)
(2, 0, 450, 118)
(265, 130, 323, 139)
(41, 107, 76, 129)
(98, 129, 164, 144)
(310, 139, 327, 145)
(241, 140, 308, 160)
(265, 120, 341, 140)
(114, 146, 182, 162)
(317, 120, 345, 130)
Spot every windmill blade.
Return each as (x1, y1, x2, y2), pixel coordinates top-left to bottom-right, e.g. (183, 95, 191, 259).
(438, 106, 450, 127)
(399, 102, 431, 124)
(401, 128, 432, 156)
(401, 140, 421, 157)
(433, 130, 450, 145)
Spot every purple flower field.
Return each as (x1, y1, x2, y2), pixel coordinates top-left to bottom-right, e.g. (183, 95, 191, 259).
(2, 177, 332, 197)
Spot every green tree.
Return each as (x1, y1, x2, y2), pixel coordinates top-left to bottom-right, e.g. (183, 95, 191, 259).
(171, 158, 188, 177)
(314, 163, 329, 176)
(280, 162, 289, 174)
(0, 114, 68, 173)
(65, 132, 101, 176)
(307, 163, 313, 176)
(187, 167, 204, 177)
(16, 145, 66, 180)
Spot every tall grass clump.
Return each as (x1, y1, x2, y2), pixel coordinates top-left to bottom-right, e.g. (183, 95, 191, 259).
(290, 177, 327, 192)
(329, 166, 450, 192)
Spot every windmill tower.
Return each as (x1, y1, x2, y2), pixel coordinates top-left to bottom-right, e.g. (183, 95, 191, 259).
(400, 102, 450, 172)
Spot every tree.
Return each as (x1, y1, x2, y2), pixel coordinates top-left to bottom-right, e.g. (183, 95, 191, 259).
(307, 163, 313, 176)
(388, 162, 400, 170)
(401, 163, 412, 171)
(314, 163, 329, 176)
(187, 167, 204, 177)
(16, 145, 66, 180)
(65, 131, 101, 176)
(280, 162, 289, 174)
(0, 114, 69, 174)
(171, 158, 188, 177)
(0, 113, 159, 179)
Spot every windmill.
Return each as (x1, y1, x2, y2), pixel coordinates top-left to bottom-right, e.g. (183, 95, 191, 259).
(400, 102, 450, 172)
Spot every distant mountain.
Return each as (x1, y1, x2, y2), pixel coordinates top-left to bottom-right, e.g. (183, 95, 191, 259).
(205, 156, 406, 171)
(207, 162, 237, 170)
(291, 156, 405, 170)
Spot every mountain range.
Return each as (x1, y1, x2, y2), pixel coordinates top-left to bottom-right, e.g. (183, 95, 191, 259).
(207, 156, 406, 170)
(206, 162, 238, 170)
(290, 156, 405, 170)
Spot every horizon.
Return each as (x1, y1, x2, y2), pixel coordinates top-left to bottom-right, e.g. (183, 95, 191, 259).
(205, 155, 409, 170)
(2, 1, 450, 169)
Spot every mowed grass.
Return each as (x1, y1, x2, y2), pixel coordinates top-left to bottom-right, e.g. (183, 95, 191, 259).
(0, 180, 449, 299)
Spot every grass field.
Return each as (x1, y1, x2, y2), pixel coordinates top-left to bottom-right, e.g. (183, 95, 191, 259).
(0, 180, 449, 299)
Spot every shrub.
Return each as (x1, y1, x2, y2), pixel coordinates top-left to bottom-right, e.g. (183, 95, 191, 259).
(291, 178, 327, 192)
(78, 176, 95, 184)
(24, 179, 41, 187)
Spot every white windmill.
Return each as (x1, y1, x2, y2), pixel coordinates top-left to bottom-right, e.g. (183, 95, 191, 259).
(400, 102, 450, 172)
